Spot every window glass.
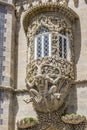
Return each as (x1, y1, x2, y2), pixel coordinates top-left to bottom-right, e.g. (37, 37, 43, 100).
(37, 36, 42, 58)
(35, 27, 51, 59)
(58, 33, 68, 59)
(44, 34, 49, 56)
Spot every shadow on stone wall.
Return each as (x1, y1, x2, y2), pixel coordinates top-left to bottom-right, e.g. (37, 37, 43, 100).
(67, 86, 77, 114)
(85, 0, 87, 4)
(73, 19, 81, 113)
(73, 19, 81, 78)
(67, 19, 81, 114)
(13, 94, 19, 130)
(14, 6, 24, 89)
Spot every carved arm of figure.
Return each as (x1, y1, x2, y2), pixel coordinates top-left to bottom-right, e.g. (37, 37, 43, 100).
(24, 89, 42, 104)
(23, 89, 39, 104)
(30, 89, 39, 97)
(30, 89, 42, 103)
(26, 81, 34, 88)
(48, 85, 61, 100)
(26, 77, 36, 89)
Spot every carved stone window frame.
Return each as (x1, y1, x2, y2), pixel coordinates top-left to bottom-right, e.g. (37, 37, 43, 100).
(26, 15, 74, 62)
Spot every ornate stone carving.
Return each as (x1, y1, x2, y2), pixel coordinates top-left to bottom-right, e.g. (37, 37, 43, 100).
(26, 57, 74, 82)
(26, 15, 73, 62)
(25, 56, 74, 112)
(19, 1, 86, 130)
(24, 7, 76, 129)
(23, 2, 78, 33)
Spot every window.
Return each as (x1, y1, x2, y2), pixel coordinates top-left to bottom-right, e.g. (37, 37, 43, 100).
(35, 27, 51, 59)
(34, 27, 69, 60)
(58, 33, 69, 59)
(0, 5, 7, 85)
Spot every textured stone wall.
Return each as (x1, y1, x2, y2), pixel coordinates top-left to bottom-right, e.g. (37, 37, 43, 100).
(3, 6, 15, 87)
(0, 90, 14, 130)
(76, 83, 87, 116)
(0, 90, 3, 125)
(0, 1, 16, 130)
(17, 12, 27, 89)
(0, 1, 16, 87)
(68, 0, 87, 81)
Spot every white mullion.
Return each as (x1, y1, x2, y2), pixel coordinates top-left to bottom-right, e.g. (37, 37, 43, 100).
(49, 33, 51, 56)
(42, 35, 44, 57)
(66, 33, 70, 61)
(35, 36, 37, 59)
(58, 33, 60, 58)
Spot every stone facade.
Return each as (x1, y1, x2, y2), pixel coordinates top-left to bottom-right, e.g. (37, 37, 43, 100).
(0, 0, 87, 130)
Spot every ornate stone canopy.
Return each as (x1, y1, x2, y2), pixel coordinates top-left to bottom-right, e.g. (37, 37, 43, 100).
(23, 3, 78, 33)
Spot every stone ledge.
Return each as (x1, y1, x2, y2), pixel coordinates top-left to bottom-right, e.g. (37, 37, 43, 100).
(0, 85, 14, 92)
(74, 80, 87, 85)
(61, 114, 86, 124)
(14, 89, 29, 93)
(0, 86, 29, 94)
(1, 80, 87, 94)
(17, 121, 39, 129)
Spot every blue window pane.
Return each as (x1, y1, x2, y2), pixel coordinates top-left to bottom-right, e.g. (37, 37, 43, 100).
(58, 34, 68, 59)
(35, 27, 50, 59)
(44, 35, 49, 56)
(37, 36, 42, 58)
(64, 38, 67, 59)
(59, 36, 62, 58)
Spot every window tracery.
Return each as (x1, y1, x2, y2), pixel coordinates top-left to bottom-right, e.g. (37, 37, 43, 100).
(35, 27, 51, 59)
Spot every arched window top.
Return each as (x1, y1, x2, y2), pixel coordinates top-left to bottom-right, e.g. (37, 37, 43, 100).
(36, 26, 49, 35)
